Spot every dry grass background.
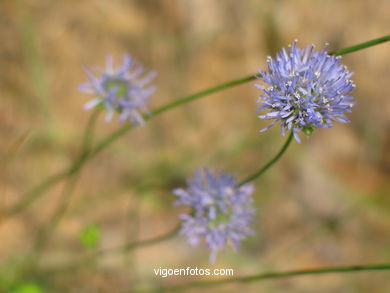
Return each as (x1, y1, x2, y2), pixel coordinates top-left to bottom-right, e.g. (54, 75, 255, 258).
(0, 0, 389, 292)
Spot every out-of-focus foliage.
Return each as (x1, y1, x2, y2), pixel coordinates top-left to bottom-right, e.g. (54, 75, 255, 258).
(12, 283, 43, 293)
(78, 223, 101, 250)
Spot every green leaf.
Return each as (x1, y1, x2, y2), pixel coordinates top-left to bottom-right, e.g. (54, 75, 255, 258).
(13, 283, 43, 293)
(79, 223, 101, 250)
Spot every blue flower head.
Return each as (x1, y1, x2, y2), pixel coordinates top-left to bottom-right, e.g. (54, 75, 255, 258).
(256, 40, 356, 142)
(173, 168, 255, 263)
(79, 54, 156, 125)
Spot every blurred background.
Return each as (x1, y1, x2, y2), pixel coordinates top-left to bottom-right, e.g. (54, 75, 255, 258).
(0, 0, 389, 292)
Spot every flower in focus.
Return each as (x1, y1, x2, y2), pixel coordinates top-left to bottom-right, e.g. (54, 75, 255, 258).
(79, 54, 156, 125)
(173, 168, 255, 263)
(256, 40, 356, 142)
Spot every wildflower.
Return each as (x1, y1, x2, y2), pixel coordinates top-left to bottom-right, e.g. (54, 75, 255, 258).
(256, 40, 355, 142)
(79, 54, 156, 125)
(173, 168, 255, 263)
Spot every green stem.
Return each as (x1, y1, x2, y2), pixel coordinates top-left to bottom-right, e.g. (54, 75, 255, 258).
(1, 112, 99, 218)
(2, 170, 69, 218)
(96, 223, 181, 256)
(91, 74, 257, 156)
(150, 263, 390, 293)
(3, 35, 390, 217)
(329, 35, 390, 56)
(150, 75, 257, 116)
(3, 75, 256, 218)
(238, 131, 294, 186)
(236, 36, 390, 187)
(42, 128, 295, 269)
(42, 224, 181, 274)
(33, 109, 101, 251)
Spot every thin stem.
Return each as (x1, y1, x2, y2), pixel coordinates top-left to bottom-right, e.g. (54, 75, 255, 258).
(3, 35, 389, 218)
(329, 35, 390, 56)
(149, 263, 390, 293)
(57, 121, 322, 276)
(3, 75, 256, 218)
(42, 224, 181, 274)
(96, 223, 181, 256)
(1, 170, 69, 218)
(33, 174, 80, 251)
(238, 131, 294, 186)
(235, 36, 390, 187)
(150, 75, 257, 117)
(33, 109, 101, 251)
(92, 75, 257, 156)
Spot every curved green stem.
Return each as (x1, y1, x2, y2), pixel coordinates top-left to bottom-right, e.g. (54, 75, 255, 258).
(2, 76, 257, 218)
(42, 224, 181, 274)
(1, 170, 69, 218)
(42, 127, 296, 268)
(90, 74, 258, 156)
(3, 35, 390, 218)
(96, 223, 181, 256)
(149, 263, 390, 293)
(15, 110, 101, 277)
(33, 109, 101, 250)
(238, 131, 294, 186)
(2, 111, 101, 219)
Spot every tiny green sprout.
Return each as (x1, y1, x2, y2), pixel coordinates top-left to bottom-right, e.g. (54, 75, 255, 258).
(79, 223, 101, 250)
(303, 125, 315, 136)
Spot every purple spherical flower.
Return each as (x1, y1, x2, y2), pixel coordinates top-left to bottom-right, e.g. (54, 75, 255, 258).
(255, 40, 356, 143)
(79, 54, 156, 125)
(173, 168, 255, 263)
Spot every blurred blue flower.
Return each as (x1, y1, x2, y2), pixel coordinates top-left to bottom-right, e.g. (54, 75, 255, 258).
(256, 40, 356, 143)
(173, 168, 255, 263)
(79, 54, 156, 125)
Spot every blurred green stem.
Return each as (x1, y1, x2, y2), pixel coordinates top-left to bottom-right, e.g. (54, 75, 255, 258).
(63, 126, 358, 271)
(238, 131, 294, 186)
(43, 224, 181, 273)
(19, 6, 54, 135)
(90, 74, 257, 155)
(2, 75, 256, 218)
(33, 109, 101, 252)
(147, 263, 390, 292)
(2, 35, 390, 218)
(95, 223, 181, 256)
(44, 128, 297, 268)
